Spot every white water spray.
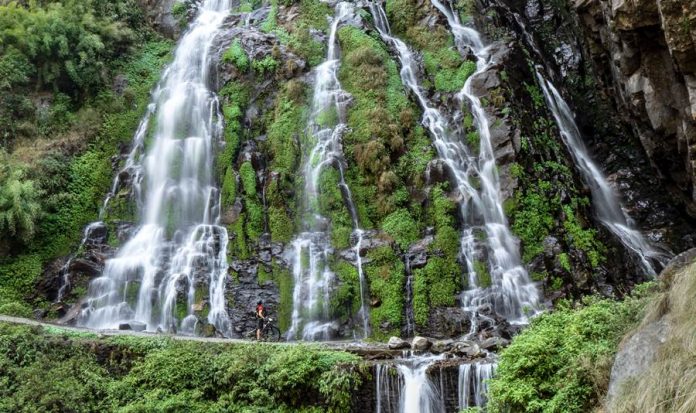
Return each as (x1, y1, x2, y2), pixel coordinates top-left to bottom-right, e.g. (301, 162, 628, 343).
(78, 0, 233, 335)
(458, 362, 496, 409)
(375, 355, 444, 413)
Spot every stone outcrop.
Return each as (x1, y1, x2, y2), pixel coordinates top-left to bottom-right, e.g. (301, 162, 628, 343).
(137, 0, 182, 38)
(606, 317, 669, 407)
(572, 0, 696, 209)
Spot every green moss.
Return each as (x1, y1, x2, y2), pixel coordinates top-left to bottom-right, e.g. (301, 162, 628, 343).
(239, 161, 257, 197)
(268, 205, 293, 243)
(365, 246, 404, 339)
(330, 260, 361, 321)
(270, 263, 293, 332)
(337, 25, 427, 230)
(381, 208, 420, 250)
(424, 49, 477, 93)
(221, 167, 237, 208)
(558, 252, 571, 272)
(474, 260, 492, 288)
(222, 39, 249, 72)
(265, 81, 306, 174)
(412, 270, 429, 326)
(244, 199, 265, 241)
(561, 205, 604, 268)
(257, 265, 270, 285)
(252, 56, 278, 75)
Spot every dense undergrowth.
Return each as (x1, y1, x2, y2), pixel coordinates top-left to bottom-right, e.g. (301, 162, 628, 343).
(0, 322, 365, 412)
(487, 282, 657, 413)
(0, 0, 173, 315)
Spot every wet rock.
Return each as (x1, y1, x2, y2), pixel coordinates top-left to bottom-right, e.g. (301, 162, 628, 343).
(226, 260, 281, 339)
(69, 255, 104, 278)
(411, 336, 432, 351)
(406, 236, 434, 269)
(119, 321, 147, 331)
(137, 0, 182, 38)
(431, 339, 454, 354)
(425, 159, 451, 185)
(417, 307, 471, 339)
(480, 336, 509, 352)
(388, 336, 410, 350)
(451, 341, 482, 358)
(83, 222, 108, 245)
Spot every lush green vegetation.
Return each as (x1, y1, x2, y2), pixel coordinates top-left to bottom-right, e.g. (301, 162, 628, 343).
(487, 283, 657, 413)
(385, 0, 476, 93)
(0, 0, 173, 314)
(0, 322, 365, 412)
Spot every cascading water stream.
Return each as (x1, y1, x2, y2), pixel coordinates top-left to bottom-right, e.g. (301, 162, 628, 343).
(287, 2, 370, 340)
(375, 355, 444, 413)
(374, 355, 495, 412)
(369, 2, 539, 325)
(535, 73, 671, 276)
(458, 362, 496, 410)
(78, 0, 233, 335)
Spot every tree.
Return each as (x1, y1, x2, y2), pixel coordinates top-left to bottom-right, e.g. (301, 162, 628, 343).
(0, 155, 42, 244)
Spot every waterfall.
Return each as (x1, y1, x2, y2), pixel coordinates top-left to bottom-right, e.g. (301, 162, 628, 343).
(368, 2, 540, 325)
(286, 2, 370, 340)
(78, 0, 233, 335)
(375, 356, 444, 413)
(375, 363, 403, 413)
(375, 356, 495, 412)
(495, 1, 670, 276)
(403, 256, 415, 337)
(458, 362, 496, 410)
(535, 73, 671, 276)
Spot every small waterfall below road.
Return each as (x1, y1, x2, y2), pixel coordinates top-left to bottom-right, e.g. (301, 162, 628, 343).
(536, 73, 671, 276)
(78, 0, 232, 335)
(369, 2, 540, 325)
(287, 2, 370, 341)
(375, 355, 443, 413)
(374, 356, 496, 412)
(458, 362, 496, 410)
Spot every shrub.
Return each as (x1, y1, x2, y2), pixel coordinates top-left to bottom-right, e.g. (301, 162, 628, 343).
(487, 284, 656, 413)
(381, 208, 419, 250)
(222, 39, 249, 72)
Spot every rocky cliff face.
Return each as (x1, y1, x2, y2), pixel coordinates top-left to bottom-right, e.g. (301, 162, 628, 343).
(480, 0, 696, 285)
(573, 0, 696, 209)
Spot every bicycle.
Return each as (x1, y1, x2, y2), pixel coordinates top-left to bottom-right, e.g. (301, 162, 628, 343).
(250, 316, 281, 342)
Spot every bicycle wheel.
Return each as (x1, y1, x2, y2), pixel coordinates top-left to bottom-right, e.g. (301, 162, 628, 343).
(265, 326, 281, 342)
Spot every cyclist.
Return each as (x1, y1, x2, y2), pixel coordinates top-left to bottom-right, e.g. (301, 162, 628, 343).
(255, 300, 266, 341)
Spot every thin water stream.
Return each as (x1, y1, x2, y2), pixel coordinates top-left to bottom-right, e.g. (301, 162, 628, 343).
(535, 73, 671, 276)
(286, 2, 370, 340)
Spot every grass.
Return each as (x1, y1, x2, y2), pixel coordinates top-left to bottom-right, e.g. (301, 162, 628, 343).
(612, 263, 696, 413)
